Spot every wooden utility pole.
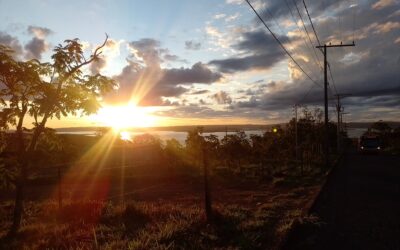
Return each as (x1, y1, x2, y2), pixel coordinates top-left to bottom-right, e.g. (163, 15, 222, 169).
(334, 94, 351, 153)
(317, 42, 355, 169)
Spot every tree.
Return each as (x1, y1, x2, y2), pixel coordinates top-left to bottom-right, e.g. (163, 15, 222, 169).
(0, 36, 116, 236)
(164, 138, 184, 168)
(203, 134, 220, 166)
(371, 120, 391, 134)
(185, 127, 205, 167)
(220, 131, 250, 172)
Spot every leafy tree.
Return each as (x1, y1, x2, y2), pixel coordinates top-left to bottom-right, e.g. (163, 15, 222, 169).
(203, 134, 220, 166)
(0, 36, 116, 235)
(164, 138, 184, 168)
(220, 131, 250, 172)
(370, 120, 391, 134)
(185, 127, 205, 167)
(132, 133, 162, 147)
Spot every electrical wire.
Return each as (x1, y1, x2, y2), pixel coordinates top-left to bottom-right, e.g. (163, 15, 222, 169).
(291, 0, 324, 72)
(262, 3, 319, 81)
(328, 63, 338, 95)
(303, 0, 322, 47)
(245, 0, 321, 88)
(296, 83, 316, 106)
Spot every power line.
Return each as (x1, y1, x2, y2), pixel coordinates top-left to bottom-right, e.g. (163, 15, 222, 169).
(296, 83, 316, 106)
(262, 3, 318, 81)
(245, 0, 320, 87)
(302, 0, 338, 96)
(327, 63, 338, 95)
(303, 0, 322, 47)
(292, 0, 324, 72)
(283, 0, 323, 80)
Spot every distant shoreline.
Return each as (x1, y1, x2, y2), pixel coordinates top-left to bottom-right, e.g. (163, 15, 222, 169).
(55, 121, 400, 133)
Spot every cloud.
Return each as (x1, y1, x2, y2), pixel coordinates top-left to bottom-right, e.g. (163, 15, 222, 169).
(107, 38, 222, 106)
(225, 13, 240, 22)
(0, 31, 23, 57)
(185, 40, 201, 50)
(128, 38, 162, 67)
(89, 38, 123, 74)
(24, 37, 48, 60)
(214, 13, 226, 19)
(27, 26, 53, 39)
(372, 0, 397, 10)
(24, 26, 53, 60)
(161, 62, 222, 85)
(209, 30, 286, 73)
(211, 91, 232, 104)
(89, 57, 107, 74)
(226, 0, 242, 5)
(190, 89, 210, 95)
(372, 21, 400, 34)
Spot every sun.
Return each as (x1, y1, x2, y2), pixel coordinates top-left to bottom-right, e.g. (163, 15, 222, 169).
(91, 104, 157, 130)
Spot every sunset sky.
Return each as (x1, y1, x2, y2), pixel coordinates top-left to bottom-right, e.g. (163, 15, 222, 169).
(0, 0, 399, 128)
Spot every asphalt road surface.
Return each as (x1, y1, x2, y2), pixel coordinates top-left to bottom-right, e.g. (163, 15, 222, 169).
(284, 149, 400, 250)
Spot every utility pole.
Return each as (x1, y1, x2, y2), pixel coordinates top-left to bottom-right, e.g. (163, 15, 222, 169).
(334, 94, 351, 153)
(317, 42, 355, 169)
(294, 104, 301, 175)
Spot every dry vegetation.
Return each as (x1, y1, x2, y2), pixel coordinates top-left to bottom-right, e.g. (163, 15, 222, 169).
(0, 169, 325, 249)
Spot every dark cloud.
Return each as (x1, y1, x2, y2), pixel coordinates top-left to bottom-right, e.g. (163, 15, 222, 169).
(209, 30, 286, 72)
(258, 0, 347, 23)
(163, 54, 180, 61)
(24, 26, 53, 60)
(24, 37, 48, 60)
(90, 57, 107, 75)
(27, 26, 53, 38)
(129, 38, 162, 66)
(211, 91, 232, 104)
(185, 40, 201, 50)
(162, 62, 222, 85)
(190, 89, 210, 95)
(0, 31, 23, 57)
(154, 103, 284, 123)
(107, 38, 222, 106)
(218, 1, 400, 121)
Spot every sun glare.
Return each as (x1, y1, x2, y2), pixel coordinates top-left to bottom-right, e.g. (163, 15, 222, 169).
(120, 131, 132, 141)
(91, 104, 157, 130)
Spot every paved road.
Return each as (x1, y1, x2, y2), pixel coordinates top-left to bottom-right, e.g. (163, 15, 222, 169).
(284, 150, 400, 250)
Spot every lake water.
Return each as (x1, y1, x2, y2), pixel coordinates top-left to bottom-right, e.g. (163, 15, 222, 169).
(58, 128, 366, 144)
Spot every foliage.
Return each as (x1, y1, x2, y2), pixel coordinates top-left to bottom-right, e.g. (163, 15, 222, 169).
(0, 36, 116, 233)
(370, 120, 392, 134)
(132, 133, 162, 147)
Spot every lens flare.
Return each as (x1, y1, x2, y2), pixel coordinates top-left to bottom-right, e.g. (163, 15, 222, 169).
(91, 104, 157, 130)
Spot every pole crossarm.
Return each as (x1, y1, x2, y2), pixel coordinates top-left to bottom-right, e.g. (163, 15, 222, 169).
(317, 42, 355, 49)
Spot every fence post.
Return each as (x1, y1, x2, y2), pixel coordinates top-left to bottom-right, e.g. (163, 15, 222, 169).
(58, 165, 62, 209)
(202, 146, 212, 222)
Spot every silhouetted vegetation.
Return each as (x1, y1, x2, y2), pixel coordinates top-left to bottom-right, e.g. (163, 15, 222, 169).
(0, 38, 116, 235)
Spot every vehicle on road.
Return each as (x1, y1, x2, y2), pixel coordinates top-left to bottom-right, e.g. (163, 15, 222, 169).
(359, 133, 382, 153)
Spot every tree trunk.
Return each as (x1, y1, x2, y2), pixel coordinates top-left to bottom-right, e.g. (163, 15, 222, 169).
(8, 118, 44, 237)
(8, 171, 25, 237)
(8, 109, 27, 237)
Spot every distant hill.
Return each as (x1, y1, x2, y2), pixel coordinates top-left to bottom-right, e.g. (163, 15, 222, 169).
(346, 121, 400, 129)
